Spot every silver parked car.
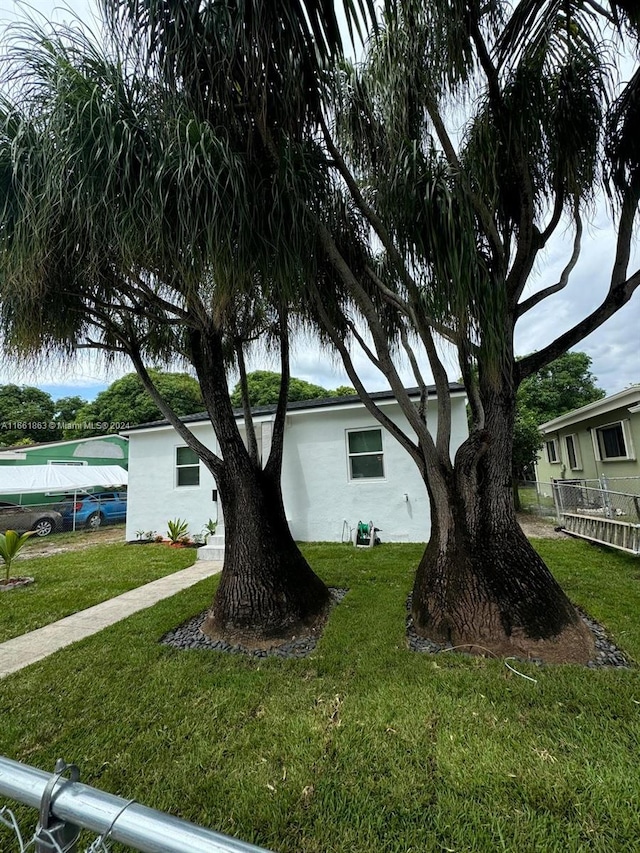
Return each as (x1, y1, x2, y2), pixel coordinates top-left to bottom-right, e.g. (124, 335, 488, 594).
(0, 502, 62, 537)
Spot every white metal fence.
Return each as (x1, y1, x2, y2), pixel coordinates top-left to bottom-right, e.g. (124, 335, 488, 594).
(0, 757, 273, 853)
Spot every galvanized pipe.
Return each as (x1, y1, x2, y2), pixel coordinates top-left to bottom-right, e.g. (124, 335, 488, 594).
(0, 756, 273, 853)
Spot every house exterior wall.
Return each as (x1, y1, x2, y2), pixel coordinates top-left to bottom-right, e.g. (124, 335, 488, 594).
(125, 423, 218, 539)
(536, 390, 640, 488)
(124, 395, 468, 543)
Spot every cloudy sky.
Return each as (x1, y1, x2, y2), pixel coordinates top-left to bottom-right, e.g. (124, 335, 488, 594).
(1, 0, 638, 402)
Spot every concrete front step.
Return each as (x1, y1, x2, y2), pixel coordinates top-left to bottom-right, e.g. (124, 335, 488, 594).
(197, 534, 225, 561)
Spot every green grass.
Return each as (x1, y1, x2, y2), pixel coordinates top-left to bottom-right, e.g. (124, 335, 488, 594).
(1, 540, 639, 852)
(0, 543, 196, 642)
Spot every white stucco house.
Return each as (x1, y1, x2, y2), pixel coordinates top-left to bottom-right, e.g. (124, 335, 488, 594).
(121, 384, 468, 544)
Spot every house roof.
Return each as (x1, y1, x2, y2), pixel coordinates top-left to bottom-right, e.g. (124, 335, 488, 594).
(121, 383, 466, 435)
(0, 433, 128, 455)
(539, 384, 640, 434)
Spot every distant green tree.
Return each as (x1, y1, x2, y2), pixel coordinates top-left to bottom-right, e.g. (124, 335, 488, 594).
(230, 371, 331, 407)
(333, 385, 357, 396)
(512, 411, 544, 481)
(517, 352, 605, 425)
(54, 395, 87, 428)
(513, 352, 605, 504)
(67, 371, 204, 437)
(0, 384, 55, 445)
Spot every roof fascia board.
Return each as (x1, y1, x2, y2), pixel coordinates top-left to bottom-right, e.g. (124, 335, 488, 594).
(0, 434, 127, 454)
(539, 386, 640, 433)
(121, 387, 467, 436)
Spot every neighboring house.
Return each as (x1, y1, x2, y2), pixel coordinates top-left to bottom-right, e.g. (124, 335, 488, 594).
(535, 385, 640, 485)
(0, 435, 129, 505)
(122, 385, 468, 544)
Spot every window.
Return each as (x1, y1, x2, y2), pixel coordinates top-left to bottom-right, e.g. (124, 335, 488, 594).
(347, 428, 384, 479)
(564, 434, 582, 470)
(176, 446, 200, 486)
(594, 421, 633, 461)
(545, 439, 559, 464)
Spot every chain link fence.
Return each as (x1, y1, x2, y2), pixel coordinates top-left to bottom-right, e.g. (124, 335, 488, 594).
(0, 492, 127, 536)
(518, 477, 640, 555)
(517, 481, 558, 519)
(552, 477, 640, 523)
(519, 478, 640, 523)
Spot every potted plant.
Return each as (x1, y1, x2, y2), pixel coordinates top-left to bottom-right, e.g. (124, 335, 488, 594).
(0, 529, 36, 591)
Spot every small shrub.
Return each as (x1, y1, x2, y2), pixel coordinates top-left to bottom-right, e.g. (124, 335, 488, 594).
(0, 529, 36, 584)
(166, 519, 190, 544)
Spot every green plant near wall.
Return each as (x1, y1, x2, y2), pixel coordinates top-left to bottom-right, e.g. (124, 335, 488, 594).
(0, 529, 36, 584)
(166, 519, 189, 544)
(202, 519, 217, 537)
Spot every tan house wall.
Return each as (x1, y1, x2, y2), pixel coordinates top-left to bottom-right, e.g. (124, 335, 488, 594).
(535, 390, 640, 489)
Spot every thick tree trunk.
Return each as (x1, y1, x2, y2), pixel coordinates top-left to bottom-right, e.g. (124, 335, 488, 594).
(201, 458, 331, 647)
(184, 326, 330, 647)
(412, 387, 594, 664)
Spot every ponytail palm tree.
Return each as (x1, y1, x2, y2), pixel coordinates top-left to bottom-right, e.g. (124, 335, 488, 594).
(309, 0, 640, 662)
(0, 25, 333, 644)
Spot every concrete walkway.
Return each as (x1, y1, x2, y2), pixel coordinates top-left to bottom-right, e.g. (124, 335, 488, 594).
(0, 561, 222, 679)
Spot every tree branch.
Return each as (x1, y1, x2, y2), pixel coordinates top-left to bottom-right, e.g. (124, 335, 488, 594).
(310, 283, 426, 473)
(539, 185, 566, 245)
(265, 306, 291, 478)
(424, 99, 505, 270)
(364, 265, 409, 315)
(518, 270, 640, 380)
(345, 318, 382, 371)
(127, 344, 223, 477)
(458, 333, 484, 431)
(365, 265, 459, 344)
(517, 211, 582, 317)
(399, 324, 429, 421)
(235, 340, 260, 466)
(519, 186, 640, 379)
(313, 220, 455, 472)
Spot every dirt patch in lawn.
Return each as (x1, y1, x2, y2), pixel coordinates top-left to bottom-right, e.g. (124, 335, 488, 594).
(14, 525, 126, 560)
(517, 513, 567, 539)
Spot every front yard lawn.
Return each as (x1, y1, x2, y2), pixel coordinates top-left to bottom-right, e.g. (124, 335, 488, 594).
(0, 543, 196, 643)
(0, 539, 638, 852)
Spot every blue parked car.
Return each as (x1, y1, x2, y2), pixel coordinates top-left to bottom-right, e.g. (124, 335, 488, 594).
(55, 491, 127, 530)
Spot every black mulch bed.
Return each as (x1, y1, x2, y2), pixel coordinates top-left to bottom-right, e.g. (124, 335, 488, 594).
(160, 588, 348, 659)
(406, 593, 633, 669)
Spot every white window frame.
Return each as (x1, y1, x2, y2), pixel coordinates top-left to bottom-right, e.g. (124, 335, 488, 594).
(592, 420, 636, 462)
(346, 427, 385, 481)
(545, 438, 560, 464)
(175, 445, 200, 488)
(563, 434, 582, 471)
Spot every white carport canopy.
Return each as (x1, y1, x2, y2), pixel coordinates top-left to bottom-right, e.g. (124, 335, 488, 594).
(0, 465, 128, 494)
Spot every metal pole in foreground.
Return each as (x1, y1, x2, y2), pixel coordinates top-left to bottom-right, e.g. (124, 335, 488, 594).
(0, 756, 274, 853)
